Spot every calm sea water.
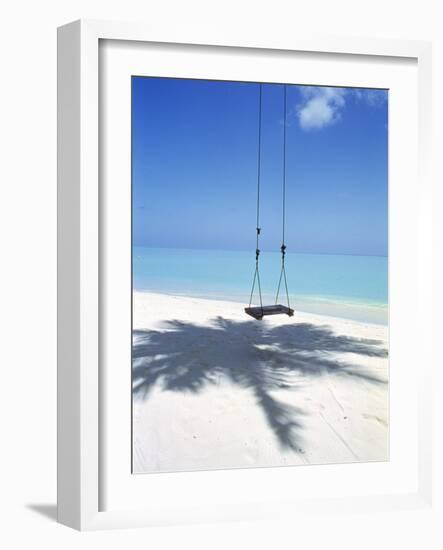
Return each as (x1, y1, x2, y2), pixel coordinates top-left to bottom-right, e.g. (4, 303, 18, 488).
(133, 247, 388, 325)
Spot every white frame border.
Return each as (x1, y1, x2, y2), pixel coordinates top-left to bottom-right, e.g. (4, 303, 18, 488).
(57, 19, 433, 531)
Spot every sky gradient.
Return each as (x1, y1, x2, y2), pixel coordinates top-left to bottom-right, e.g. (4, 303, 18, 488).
(132, 77, 388, 256)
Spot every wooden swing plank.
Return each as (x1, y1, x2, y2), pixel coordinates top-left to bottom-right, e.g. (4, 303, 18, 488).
(244, 304, 294, 320)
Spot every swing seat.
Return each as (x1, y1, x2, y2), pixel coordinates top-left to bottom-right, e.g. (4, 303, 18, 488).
(245, 304, 294, 320)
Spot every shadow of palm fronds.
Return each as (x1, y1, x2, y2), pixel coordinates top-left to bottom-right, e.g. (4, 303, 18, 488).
(133, 317, 388, 450)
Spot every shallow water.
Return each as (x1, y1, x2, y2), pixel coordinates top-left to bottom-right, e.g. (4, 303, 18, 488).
(133, 247, 388, 325)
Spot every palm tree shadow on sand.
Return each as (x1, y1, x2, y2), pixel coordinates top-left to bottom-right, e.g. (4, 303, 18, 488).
(132, 317, 388, 452)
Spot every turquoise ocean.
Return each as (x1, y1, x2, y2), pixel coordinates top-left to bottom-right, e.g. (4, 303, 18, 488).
(133, 247, 388, 325)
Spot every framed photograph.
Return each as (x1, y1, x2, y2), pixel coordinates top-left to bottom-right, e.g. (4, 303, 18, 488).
(57, 19, 433, 530)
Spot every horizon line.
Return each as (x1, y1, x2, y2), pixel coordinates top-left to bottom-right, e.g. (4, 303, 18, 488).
(132, 244, 388, 259)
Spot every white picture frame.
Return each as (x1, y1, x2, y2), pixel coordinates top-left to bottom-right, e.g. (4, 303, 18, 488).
(57, 19, 433, 530)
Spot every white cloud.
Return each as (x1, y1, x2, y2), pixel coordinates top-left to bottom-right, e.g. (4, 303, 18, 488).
(296, 87, 347, 130)
(295, 86, 387, 131)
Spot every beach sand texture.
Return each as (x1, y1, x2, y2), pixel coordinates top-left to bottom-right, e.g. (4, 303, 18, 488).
(132, 292, 388, 473)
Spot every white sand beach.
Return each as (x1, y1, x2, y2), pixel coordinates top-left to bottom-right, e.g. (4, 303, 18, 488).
(132, 291, 388, 474)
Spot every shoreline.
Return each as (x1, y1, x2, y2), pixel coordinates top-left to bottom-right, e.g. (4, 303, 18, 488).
(133, 288, 388, 327)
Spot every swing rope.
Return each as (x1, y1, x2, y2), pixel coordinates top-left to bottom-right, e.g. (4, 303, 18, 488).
(248, 83, 264, 312)
(248, 84, 291, 312)
(275, 85, 291, 309)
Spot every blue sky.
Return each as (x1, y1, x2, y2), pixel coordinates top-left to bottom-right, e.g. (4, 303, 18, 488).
(132, 77, 388, 256)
